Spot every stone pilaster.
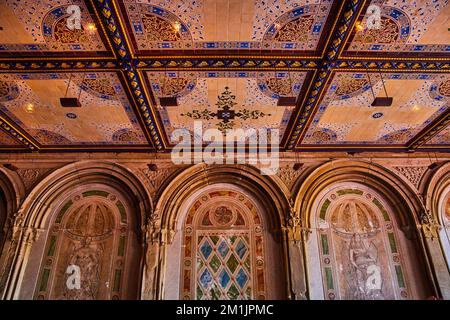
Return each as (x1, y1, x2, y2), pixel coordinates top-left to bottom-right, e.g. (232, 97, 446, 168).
(419, 210, 450, 299)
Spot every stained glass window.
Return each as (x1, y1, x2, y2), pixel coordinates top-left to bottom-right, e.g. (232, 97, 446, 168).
(196, 234, 252, 299)
(181, 190, 266, 300)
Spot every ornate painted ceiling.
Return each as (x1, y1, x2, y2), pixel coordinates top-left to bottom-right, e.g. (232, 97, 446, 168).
(0, 0, 448, 152)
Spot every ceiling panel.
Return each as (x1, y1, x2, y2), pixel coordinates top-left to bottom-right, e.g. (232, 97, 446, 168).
(302, 72, 450, 145)
(0, 72, 147, 147)
(145, 71, 307, 143)
(426, 126, 450, 145)
(0, 0, 107, 53)
(121, 0, 333, 53)
(347, 0, 450, 53)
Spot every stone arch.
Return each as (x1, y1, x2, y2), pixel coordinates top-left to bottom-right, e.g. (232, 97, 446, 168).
(0, 167, 25, 296)
(424, 161, 450, 268)
(295, 160, 422, 229)
(1, 161, 152, 300)
(0, 167, 25, 250)
(154, 164, 290, 300)
(295, 160, 434, 300)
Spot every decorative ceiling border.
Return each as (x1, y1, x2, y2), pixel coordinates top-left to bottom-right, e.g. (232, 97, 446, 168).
(0, 59, 118, 72)
(135, 57, 319, 71)
(336, 59, 450, 72)
(0, 116, 38, 151)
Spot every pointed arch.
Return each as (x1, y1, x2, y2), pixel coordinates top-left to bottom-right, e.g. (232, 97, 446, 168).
(423, 161, 450, 268)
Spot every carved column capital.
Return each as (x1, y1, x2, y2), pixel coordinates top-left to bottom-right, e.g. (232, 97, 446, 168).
(419, 210, 441, 240)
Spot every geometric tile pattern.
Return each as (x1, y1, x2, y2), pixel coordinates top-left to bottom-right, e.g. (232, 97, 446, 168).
(0, 0, 448, 152)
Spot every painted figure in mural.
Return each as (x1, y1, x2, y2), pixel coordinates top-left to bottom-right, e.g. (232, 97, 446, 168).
(63, 237, 102, 300)
(347, 234, 382, 300)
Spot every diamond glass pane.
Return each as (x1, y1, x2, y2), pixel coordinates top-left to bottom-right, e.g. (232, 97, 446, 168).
(209, 255, 221, 273)
(195, 234, 253, 300)
(199, 268, 213, 289)
(236, 268, 249, 288)
(235, 239, 247, 259)
(218, 269, 231, 288)
(226, 253, 239, 274)
(218, 240, 230, 259)
(200, 240, 213, 260)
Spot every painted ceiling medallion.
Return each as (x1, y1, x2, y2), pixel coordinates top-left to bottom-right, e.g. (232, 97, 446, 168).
(81, 78, 117, 99)
(126, 4, 192, 50)
(356, 17, 400, 44)
(335, 77, 370, 98)
(159, 77, 193, 97)
(273, 15, 315, 42)
(181, 87, 271, 133)
(264, 78, 294, 96)
(372, 112, 384, 119)
(262, 4, 331, 50)
(41, 4, 105, 51)
(438, 80, 450, 97)
(66, 113, 77, 119)
(0, 81, 20, 102)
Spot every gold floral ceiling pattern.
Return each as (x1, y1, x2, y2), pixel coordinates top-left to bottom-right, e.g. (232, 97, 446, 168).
(0, 0, 448, 152)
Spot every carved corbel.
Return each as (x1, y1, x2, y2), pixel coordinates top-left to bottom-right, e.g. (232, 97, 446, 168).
(419, 210, 441, 240)
(286, 200, 308, 300)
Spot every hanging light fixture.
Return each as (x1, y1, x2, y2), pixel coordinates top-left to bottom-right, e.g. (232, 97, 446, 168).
(370, 73, 393, 107)
(60, 73, 82, 107)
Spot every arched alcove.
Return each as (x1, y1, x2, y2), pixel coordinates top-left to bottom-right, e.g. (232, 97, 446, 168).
(295, 160, 433, 300)
(4, 161, 152, 300)
(0, 168, 24, 253)
(424, 162, 450, 268)
(155, 164, 289, 300)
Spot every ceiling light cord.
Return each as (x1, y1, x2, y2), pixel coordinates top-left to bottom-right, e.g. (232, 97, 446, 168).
(78, 72, 85, 100)
(365, 68, 376, 101)
(64, 73, 73, 98)
(380, 73, 389, 98)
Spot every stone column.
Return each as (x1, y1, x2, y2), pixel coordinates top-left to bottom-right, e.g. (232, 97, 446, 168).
(285, 205, 308, 300)
(0, 223, 39, 300)
(419, 210, 450, 299)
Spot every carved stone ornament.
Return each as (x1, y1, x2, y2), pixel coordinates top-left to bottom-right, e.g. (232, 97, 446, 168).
(419, 210, 441, 239)
(393, 166, 428, 189)
(136, 167, 177, 195)
(17, 168, 51, 191)
(277, 165, 303, 190)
